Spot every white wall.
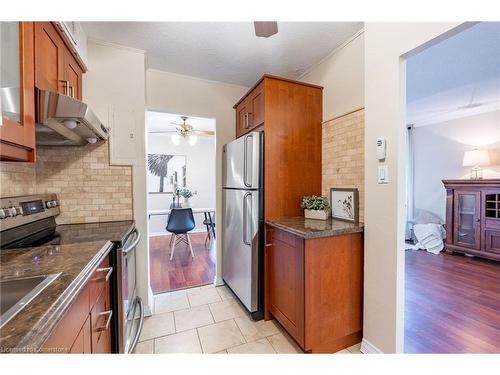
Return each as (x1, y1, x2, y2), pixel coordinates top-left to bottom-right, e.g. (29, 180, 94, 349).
(413, 110, 500, 221)
(146, 70, 248, 284)
(299, 30, 364, 121)
(148, 133, 216, 235)
(83, 41, 153, 310)
(364, 22, 465, 353)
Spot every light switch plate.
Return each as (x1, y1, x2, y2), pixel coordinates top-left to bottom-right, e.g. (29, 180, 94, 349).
(378, 165, 389, 184)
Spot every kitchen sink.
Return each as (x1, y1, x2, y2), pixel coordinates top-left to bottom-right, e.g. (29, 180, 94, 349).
(0, 273, 61, 328)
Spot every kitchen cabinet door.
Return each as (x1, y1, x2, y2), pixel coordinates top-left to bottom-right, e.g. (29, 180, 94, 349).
(0, 22, 36, 161)
(235, 98, 250, 138)
(249, 83, 264, 129)
(69, 316, 92, 354)
(268, 229, 305, 347)
(34, 22, 65, 95)
(63, 50, 83, 100)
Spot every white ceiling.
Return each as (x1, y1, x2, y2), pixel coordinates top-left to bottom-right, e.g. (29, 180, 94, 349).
(81, 22, 363, 86)
(147, 111, 215, 134)
(407, 22, 500, 127)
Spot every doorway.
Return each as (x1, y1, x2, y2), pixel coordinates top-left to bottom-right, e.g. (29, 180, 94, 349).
(146, 111, 217, 294)
(404, 22, 500, 353)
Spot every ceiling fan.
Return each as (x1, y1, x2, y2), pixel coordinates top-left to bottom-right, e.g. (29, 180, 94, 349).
(254, 21, 278, 38)
(149, 116, 214, 145)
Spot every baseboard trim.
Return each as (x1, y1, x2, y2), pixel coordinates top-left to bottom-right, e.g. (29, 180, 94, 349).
(143, 304, 153, 318)
(214, 275, 224, 286)
(361, 338, 383, 354)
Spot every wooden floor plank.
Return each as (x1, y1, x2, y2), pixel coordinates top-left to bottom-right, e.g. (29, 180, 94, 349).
(149, 232, 216, 294)
(405, 250, 500, 353)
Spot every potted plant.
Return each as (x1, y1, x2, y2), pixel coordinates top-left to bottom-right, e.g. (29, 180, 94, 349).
(177, 188, 197, 207)
(301, 195, 331, 220)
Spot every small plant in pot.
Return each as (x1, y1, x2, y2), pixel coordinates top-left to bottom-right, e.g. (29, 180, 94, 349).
(301, 195, 330, 220)
(177, 188, 197, 207)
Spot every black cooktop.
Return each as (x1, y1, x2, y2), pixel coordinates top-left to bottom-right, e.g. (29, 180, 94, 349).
(1, 218, 134, 250)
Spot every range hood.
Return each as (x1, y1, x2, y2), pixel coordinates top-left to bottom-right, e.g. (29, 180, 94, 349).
(36, 89, 109, 146)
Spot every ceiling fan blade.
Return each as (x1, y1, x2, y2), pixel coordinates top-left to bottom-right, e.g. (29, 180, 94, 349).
(254, 21, 278, 38)
(193, 130, 215, 136)
(148, 130, 178, 134)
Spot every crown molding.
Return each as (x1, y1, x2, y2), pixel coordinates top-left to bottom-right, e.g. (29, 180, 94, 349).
(88, 38, 146, 54)
(298, 27, 364, 80)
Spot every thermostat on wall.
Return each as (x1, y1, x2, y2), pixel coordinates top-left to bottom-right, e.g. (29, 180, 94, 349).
(376, 137, 387, 161)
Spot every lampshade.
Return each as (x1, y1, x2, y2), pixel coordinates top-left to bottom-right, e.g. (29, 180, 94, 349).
(463, 149, 490, 167)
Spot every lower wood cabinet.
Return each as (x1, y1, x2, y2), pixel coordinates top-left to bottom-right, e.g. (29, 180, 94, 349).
(265, 226, 364, 353)
(44, 254, 113, 353)
(443, 179, 500, 261)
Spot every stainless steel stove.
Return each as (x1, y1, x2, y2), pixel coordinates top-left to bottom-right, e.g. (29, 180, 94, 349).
(0, 194, 143, 353)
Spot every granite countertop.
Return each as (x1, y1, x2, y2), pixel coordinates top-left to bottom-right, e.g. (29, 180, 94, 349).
(266, 217, 364, 239)
(0, 220, 135, 353)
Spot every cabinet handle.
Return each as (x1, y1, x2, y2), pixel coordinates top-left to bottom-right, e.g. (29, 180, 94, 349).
(69, 85, 74, 98)
(95, 310, 113, 332)
(244, 112, 252, 128)
(96, 267, 113, 282)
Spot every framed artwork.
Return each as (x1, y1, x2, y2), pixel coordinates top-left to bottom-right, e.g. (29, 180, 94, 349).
(330, 187, 359, 223)
(147, 154, 186, 193)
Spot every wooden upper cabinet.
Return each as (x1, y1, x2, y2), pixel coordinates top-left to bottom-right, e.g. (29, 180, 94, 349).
(1, 22, 86, 162)
(249, 82, 264, 128)
(64, 54, 83, 100)
(34, 22, 63, 94)
(235, 81, 264, 137)
(0, 22, 36, 162)
(35, 22, 83, 100)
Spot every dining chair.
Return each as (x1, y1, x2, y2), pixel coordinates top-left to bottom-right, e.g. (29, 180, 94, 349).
(203, 211, 216, 246)
(166, 208, 196, 260)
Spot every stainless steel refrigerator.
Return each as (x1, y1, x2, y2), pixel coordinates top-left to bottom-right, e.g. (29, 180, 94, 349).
(222, 131, 264, 319)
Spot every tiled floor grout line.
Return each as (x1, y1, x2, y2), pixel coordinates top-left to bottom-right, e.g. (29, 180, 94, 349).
(265, 337, 278, 353)
(233, 318, 249, 344)
(195, 326, 204, 353)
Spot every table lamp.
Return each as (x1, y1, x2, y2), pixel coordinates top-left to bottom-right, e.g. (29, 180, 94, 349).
(463, 149, 490, 179)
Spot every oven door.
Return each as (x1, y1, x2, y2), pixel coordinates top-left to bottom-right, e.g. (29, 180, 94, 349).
(117, 228, 144, 353)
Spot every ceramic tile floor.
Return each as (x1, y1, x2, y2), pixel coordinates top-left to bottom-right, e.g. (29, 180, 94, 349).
(134, 284, 362, 354)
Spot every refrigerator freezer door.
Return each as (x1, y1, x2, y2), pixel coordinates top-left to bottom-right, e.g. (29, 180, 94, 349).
(222, 188, 260, 312)
(223, 132, 260, 190)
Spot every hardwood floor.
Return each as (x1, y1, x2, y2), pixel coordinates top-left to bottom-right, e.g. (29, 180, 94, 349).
(149, 232, 216, 294)
(405, 250, 500, 353)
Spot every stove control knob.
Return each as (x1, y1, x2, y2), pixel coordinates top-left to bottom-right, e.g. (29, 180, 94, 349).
(15, 206, 23, 216)
(46, 201, 53, 208)
(53, 200, 59, 207)
(0, 209, 6, 219)
(8, 207, 17, 217)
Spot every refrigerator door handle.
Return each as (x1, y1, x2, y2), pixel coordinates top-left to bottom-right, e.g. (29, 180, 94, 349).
(242, 192, 252, 245)
(243, 134, 253, 188)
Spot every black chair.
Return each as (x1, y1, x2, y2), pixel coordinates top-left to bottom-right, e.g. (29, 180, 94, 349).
(203, 211, 216, 246)
(166, 208, 196, 260)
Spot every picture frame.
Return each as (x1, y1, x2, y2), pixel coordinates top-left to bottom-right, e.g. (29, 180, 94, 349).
(147, 154, 186, 193)
(330, 187, 359, 223)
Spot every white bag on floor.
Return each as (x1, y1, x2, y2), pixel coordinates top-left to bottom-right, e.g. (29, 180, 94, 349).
(413, 223, 446, 255)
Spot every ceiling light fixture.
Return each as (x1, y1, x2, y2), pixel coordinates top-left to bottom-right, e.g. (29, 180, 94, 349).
(188, 135, 198, 146)
(171, 134, 180, 145)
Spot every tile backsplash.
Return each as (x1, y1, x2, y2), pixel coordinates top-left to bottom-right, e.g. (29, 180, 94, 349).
(0, 143, 133, 224)
(322, 108, 365, 222)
